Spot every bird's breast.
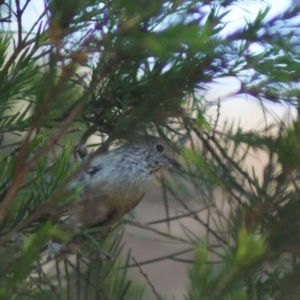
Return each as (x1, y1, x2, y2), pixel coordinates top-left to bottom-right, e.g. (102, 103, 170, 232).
(69, 154, 152, 228)
(88, 159, 150, 207)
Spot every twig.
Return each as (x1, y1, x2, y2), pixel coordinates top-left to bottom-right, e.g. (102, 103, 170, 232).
(146, 208, 206, 225)
(0, 203, 67, 243)
(128, 248, 194, 269)
(0, 141, 22, 149)
(163, 178, 228, 245)
(2, 38, 36, 72)
(0, 16, 11, 22)
(132, 256, 161, 300)
(125, 220, 191, 244)
(0, 101, 84, 228)
(15, 0, 22, 44)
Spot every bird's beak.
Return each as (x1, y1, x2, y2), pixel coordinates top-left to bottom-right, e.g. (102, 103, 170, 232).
(167, 157, 181, 169)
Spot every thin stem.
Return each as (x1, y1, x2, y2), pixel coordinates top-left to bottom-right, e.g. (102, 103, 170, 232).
(15, 0, 22, 44)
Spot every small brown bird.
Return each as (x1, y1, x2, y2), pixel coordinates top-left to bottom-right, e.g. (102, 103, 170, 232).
(65, 135, 179, 232)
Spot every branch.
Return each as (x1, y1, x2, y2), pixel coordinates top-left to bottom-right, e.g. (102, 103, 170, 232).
(0, 101, 85, 228)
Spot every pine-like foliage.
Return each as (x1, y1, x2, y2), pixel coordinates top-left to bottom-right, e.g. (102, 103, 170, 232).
(0, 0, 300, 299)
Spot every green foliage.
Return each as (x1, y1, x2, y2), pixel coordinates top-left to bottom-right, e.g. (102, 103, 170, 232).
(0, 0, 300, 299)
(187, 230, 268, 300)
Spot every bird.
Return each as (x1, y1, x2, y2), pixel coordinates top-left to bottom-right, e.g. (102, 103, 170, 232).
(64, 135, 180, 233)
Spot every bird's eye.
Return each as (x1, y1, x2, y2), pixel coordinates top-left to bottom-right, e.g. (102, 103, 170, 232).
(156, 144, 164, 152)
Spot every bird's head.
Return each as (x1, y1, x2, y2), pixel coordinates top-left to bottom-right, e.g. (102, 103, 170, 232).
(127, 135, 180, 173)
